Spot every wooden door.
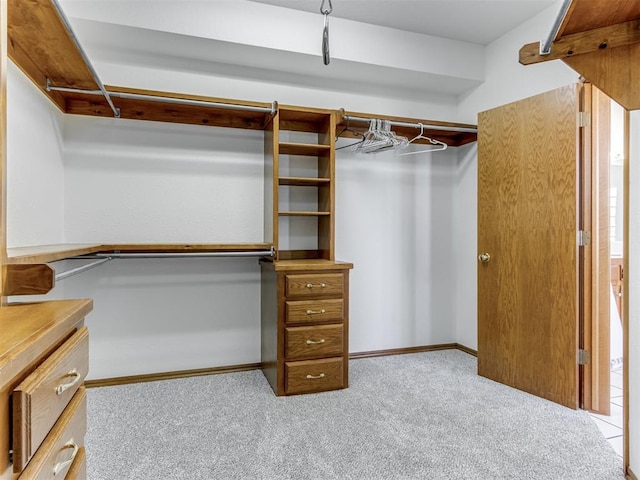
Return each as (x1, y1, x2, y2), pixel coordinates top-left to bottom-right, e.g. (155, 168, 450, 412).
(478, 84, 581, 409)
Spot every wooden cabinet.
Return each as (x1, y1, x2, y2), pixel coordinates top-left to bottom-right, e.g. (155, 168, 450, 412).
(262, 106, 353, 396)
(0, 300, 92, 480)
(261, 260, 352, 396)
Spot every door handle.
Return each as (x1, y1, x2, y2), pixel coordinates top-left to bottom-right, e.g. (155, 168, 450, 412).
(478, 253, 491, 264)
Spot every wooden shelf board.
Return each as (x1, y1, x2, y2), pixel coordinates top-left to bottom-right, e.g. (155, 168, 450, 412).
(63, 85, 274, 130)
(558, 0, 640, 37)
(279, 212, 331, 216)
(279, 142, 331, 156)
(102, 243, 272, 253)
(260, 258, 353, 271)
(6, 244, 105, 264)
(279, 177, 331, 186)
(8, 0, 98, 115)
(6, 243, 273, 264)
(337, 110, 477, 147)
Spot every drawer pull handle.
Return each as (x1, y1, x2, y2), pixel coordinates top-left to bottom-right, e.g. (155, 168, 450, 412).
(306, 309, 326, 315)
(55, 369, 81, 396)
(53, 439, 79, 476)
(306, 373, 325, 379)
(306, 339, 326, 345)
(306, 283, 326, 289)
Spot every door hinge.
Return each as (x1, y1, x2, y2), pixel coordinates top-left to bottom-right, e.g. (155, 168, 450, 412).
(578, 112, 591, 128)
(577, 230, 591, 246)
(578, 349, 590, 365)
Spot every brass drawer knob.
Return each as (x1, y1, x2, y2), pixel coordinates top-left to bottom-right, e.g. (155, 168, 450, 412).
(306, 373, 325, 379)
(306, 309, 326, 315)
(306, 339, 326, 345)
(306, 283, 326, 289)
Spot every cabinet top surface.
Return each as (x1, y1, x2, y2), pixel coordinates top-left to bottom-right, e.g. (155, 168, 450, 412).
(0, 300, 93, 379)
(261, 259, 354, 271)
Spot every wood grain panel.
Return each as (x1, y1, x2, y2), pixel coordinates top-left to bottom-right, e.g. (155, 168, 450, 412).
(12, 327, 88, 472)
(103, 243, 271, 253)
(285, 324, 343, 360)
(338, 109, 478, 147)
(18, 388, 86, 480)
(478, 85, 580, 409)
(0, 300, 89, 478)
(64, 93, 269, 129)
(285, 357, 344, 395)
(285, 273, 343, 297)
(7, 0, 97, 96)
(559, 0, 640, 37)
(3, 264, 54, 295)
(587, 86, 611, 414)
(260, 266, 279, 394)
(520, 19, 640, 66)
(1, 0, 7, 307)
(264, 115, 276, 250)
(6, 244, 103, 264)
(285, 298, 343, 324)
(279, 142, 331, 156)
(563, 43, 640, 111)
(64, 446, 86, 480)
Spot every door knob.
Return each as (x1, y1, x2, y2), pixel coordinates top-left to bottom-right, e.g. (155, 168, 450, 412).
(478, 253, 491, 263)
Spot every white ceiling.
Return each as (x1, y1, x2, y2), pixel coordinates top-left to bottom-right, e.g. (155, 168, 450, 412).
(59, 0, 560, 101)
(249, 0, 558, 45)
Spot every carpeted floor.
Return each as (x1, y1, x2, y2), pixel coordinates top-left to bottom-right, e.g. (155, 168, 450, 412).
(86, 350, 623, 479)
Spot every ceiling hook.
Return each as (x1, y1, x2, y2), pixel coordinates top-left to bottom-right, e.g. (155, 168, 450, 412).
(320, 0, 333, 15)
(320, 0, 332, 65)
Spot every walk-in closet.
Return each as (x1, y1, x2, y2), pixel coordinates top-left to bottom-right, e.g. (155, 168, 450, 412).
(1, 0, 638, 479)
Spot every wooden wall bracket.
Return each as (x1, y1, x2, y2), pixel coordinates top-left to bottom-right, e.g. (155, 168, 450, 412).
(3, 264, 55, 296)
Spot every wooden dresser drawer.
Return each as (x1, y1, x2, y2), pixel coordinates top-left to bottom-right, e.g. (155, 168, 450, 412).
(13, 327, 89, 472)
(285, 325, 343, 360)
(285, 299, 343, 324)
(18, 388, 87, 480)
(285, 357, 344, 395)
(285, 273, 343, 298)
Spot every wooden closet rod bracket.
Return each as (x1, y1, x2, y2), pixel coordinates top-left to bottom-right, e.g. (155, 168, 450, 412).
(342, 115, 478, 134)
(50, 0, 120, 118)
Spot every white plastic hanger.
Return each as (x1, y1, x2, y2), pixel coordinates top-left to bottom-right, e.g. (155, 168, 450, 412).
(398, 123, 448, 156)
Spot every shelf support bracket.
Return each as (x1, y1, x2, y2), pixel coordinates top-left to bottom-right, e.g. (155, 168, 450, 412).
(3, 264, 55, 296)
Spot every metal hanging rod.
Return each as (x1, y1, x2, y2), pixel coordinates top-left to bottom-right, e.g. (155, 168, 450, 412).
(55, 257, 113, 282)
(50, 0, 120, 118)
(46, 81, 277, 115)
(342, 115, 477, 133)
(70, 250, 274, 260)
(540, 0, 573, 55)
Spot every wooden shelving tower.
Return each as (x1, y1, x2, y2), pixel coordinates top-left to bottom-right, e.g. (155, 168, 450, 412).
(265, 106, 336, 261)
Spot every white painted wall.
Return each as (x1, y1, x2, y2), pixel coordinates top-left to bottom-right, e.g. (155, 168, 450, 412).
(6, 63, 65, 247)
(63, 116, 264, 244)
(454, 4, 580, 350)
(628, 111, 639, 475)
(336, 146, 458, 353)
(20, 62, 456, 378)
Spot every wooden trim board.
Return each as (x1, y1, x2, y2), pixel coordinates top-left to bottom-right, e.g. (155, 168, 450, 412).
(84, 363, 263, 388)
(85, 344, 477, 388)
(627, 467, 638, 480)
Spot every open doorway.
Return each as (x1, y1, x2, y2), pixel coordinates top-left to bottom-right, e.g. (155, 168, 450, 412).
(588, 98, 626, 459)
